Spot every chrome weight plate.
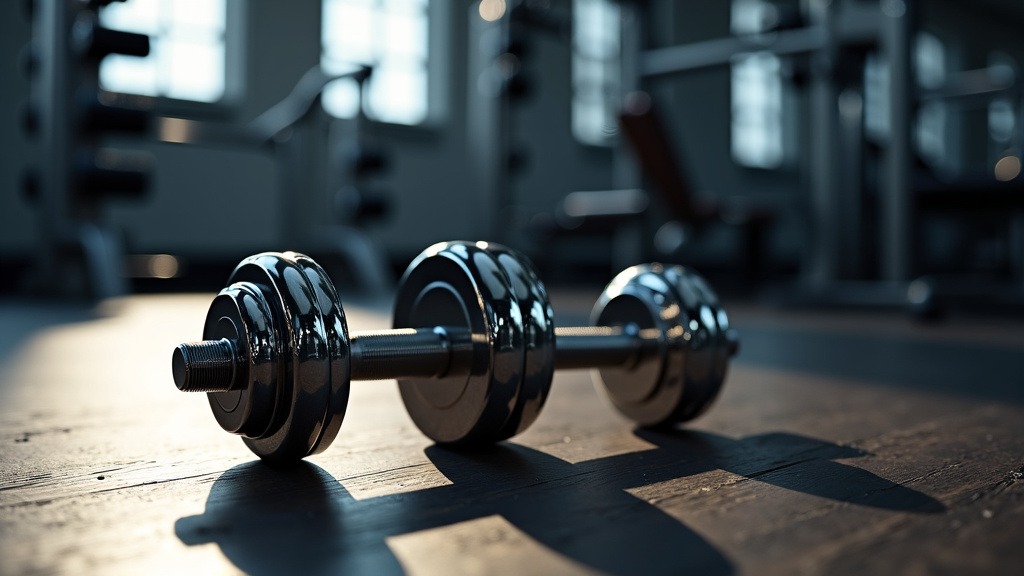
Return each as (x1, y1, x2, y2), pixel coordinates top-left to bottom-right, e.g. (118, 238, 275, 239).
(593, 262, 720, 424)
(393, 241, 525, 445)
(228, 253, 338, 464)
(489, 245, 555, 441)
(201, 281, 278, 439)
(292, 253, 351, 456)
(658, 265, 731, 423)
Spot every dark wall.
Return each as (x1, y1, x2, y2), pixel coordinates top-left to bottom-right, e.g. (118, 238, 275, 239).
(0, 3, 35, 256)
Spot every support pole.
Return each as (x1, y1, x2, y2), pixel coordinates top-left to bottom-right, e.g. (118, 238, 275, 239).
(881, 0, 915, 281)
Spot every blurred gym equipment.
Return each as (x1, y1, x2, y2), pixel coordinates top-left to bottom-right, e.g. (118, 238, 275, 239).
(156, 65, 394, 293)
(22, 0, 153, 300)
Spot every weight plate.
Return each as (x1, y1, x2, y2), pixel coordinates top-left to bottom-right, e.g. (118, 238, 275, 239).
(229, 253, 334, 463)
(592, 263, 729, 426)
(659, 265, 730, 422)
(202, 282, 278, 438)
(292, 253, 351, 456)
(591, 264, 687, 426)
(394, 241, 524, 445)
(490, 245, 555, 441)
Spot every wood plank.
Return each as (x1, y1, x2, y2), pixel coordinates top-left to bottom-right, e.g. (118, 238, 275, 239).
(2, 294, 1023, 575)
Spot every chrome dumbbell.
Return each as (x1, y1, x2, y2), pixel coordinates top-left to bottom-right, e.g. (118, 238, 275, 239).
(171, 241, 738, 463)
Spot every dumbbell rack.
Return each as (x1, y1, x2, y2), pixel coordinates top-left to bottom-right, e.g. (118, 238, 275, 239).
(24, 0, 152, 300)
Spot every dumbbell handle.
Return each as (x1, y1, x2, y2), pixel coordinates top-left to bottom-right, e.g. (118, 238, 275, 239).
(550, 325, 662, 370)
(350, 325, 662, 379)
(352, 324, 739, 375)
(173, 324, 663, 393)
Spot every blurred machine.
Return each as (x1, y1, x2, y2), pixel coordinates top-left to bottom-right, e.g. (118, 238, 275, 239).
(469, 0, 570, 245)
(155, 65, 394, 293)
(22, 0, 153, 299)
(538, 0, 1023, 312)
(634, 0, 1023, 311)
(20, 0, 392, 300)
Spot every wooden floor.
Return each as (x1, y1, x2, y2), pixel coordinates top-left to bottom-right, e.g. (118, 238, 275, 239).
(1, 290, 1023, 575)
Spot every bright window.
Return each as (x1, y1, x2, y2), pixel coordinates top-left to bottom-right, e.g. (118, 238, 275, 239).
(987, 53, 1018, 145)
(730, 0, 784, 169)
(321, 0, 430, 125)
(914, 33, 949, 168)
(572, 0, 621, 145)
(865, 32, 953, 168)
(99, 0, 227, 102)
(731, 52, 784, 169)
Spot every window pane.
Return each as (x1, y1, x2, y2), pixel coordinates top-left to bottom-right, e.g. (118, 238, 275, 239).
(387, 0, 428, 12)
(168, 0, 226, 35)
(573, 101, 605, 145)
(321, 0, 431, 125)
(100, 0, 161, 36)
(915, 32, 945, 90)
(324, 1, 375, 62)
(99, 0, 226, 102)
(163, 40, 225, 102)
(864, 54, 889, 139)
(322, 56, 365, 76)
(731, 0, 775, 35)
(573, 57, 603, 86)
(729, 0, 786, 168)
(383, 9, 428, 60)
(574, 0, 618, 58)
(916, 101, 947, 165)
(367, 65, 427, 124)
(987, 53, 1018, 147)
(989, 99, 1016, 143)
(731, 52, 783, 168)
(100, 54, 160, 96)
(323, 77, 361, 118)
(572, 0, 620, 145)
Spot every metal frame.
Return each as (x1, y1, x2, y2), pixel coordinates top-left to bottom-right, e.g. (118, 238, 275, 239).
(155, 66, 393, 292)
(29, 0, 148, 300)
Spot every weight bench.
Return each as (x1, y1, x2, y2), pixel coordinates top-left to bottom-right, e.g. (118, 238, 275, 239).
(541, 92, 777, 281)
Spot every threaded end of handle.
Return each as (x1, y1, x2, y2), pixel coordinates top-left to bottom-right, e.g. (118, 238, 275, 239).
(172, 339, 237, 393)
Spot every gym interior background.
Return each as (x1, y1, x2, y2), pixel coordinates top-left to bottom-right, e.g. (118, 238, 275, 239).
(2, 1, 1024, 574)
(3, 0, 1023, 299)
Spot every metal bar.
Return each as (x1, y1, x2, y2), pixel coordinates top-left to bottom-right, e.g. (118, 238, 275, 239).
(881, 0, 915, 282)
(918, 67, 1018, 102)
(553, 325, 658, 371)
(352, 324, 661, 379)
(177, 322, 665, 389)
(156, 66, 372, 147)
(641, 26, 826, 79)
(34, 0, 71, 292)
(805, 0, 842, 287)
(349, 327, 473, 381)
(156, 117, 264, 147)
(247, 66, 370, 142)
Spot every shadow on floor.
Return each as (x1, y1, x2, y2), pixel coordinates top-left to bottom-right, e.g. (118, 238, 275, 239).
(175, 429, 943, 575)
(736, 324, 1024, 405)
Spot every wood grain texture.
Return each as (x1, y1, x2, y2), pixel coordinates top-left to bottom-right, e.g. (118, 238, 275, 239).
(1, 294, 1023, 575)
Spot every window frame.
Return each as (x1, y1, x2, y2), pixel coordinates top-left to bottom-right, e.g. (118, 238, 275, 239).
(728, 0, 789, 170)
(97, 0, 244, 120)
(319, 0, 443, 129)
(571, 0, 622, 147)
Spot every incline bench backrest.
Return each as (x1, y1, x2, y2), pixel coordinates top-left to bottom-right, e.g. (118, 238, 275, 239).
(617, 91, 701, 221)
